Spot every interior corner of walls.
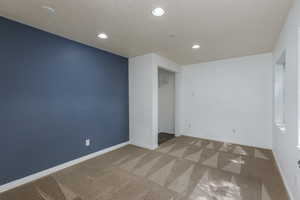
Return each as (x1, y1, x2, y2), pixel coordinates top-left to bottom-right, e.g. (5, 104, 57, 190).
(272, 150, 296, 200)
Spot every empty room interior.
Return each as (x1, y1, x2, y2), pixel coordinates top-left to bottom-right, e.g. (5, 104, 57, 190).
(1, 0, 300, 200)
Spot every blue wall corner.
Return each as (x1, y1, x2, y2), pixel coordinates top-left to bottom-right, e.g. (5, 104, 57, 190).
(0, 17, 129, 185)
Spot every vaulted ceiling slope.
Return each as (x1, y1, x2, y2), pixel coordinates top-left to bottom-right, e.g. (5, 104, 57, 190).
(0, 0, 293, 65)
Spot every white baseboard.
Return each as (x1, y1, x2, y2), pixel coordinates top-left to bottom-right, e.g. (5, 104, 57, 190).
(130, 141, 155, 150)
(273, 150, 295, 200)
(181, 132, 272, 149)
(0, 141, 130, 193)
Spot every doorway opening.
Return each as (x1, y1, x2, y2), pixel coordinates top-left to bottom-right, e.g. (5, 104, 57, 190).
(158, 67, 176, 145)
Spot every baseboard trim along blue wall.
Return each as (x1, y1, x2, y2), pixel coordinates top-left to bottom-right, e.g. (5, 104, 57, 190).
(0, 17, 129, 186)
(0, 141, 130, 193)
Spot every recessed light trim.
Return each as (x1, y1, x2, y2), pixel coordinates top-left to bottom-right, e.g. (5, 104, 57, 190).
(97, 33, 108, 39)
(42, 5, 56, 14)
(152, 7, 165, 16)
(192, 44, 200, 49)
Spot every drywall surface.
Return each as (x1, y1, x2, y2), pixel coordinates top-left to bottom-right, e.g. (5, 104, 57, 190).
(0, 17, 129, 185)
(129, 53, 180, 149)
(158, 68, 175, 133)
(272, 0, 300, 199)
(129, 54, 155, 149)
(180, 53, 273, 149)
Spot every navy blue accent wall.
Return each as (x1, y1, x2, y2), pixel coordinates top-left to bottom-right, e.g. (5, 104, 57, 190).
(0, 17, 129, 185)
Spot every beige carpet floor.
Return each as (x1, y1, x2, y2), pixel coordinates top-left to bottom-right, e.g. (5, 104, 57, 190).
(0, 136, 289, 200)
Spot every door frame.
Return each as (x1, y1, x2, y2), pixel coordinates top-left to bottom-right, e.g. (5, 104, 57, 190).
(153, 63, 181, 149)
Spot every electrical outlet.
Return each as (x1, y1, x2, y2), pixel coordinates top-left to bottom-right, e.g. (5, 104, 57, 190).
(85, 139, 90, 146)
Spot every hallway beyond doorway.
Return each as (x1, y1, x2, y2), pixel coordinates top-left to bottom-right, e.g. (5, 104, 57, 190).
(158, 132, 175, 145)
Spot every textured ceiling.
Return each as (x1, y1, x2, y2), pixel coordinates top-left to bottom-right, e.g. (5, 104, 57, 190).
(0, 0, 293, 65)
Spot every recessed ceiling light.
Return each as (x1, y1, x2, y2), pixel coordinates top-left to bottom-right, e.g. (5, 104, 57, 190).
(152, 7, 165, 16)
(192, 44, 200, 49)
(97, 33, 108, 39)
(42, 5, 56, 14)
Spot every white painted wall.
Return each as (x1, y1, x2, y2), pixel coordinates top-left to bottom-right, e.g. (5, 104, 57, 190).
(272, 0, 300, 199)
(179, 53, 273, 149)
(129, 54, 154, 149)
(158, 68, 175, 133)
(129, 11, 300, 196)
(129, 53, 180, 149)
